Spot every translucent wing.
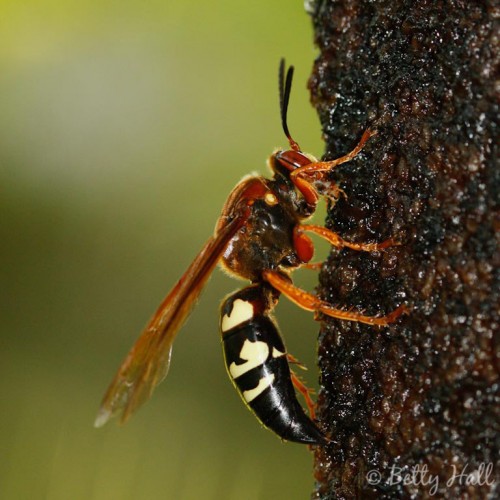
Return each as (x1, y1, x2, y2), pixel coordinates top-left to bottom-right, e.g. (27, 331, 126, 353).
(95, 215, 246, 427)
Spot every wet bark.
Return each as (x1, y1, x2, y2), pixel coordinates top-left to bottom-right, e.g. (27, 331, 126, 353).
(308, 1, 499, 498)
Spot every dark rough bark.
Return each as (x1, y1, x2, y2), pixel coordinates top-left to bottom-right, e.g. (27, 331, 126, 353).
(307, 1, 499, 498)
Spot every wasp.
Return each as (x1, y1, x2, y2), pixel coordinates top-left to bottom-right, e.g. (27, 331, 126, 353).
(95, 60, 407, 444)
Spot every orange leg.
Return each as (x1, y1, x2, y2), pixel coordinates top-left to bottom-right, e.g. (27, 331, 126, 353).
(290, 129, 377, 205)
(263, 270, 408, 326)
(286, 353, 308, 371)
(327, 183, 347, 203)
(298, 224, 399, 252)
(301, 261, 324, 271)
(290, 369, 317, 419)
(288, 355, 333, 443)
(295, 129, 377, 177)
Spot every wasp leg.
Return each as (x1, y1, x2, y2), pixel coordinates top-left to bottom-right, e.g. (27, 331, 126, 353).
(263, 270, 408, 326)
(289, 368, 317, 419)
(295, 129, 377, 177)
(298, 224, 399, 252)
(286, 353, 308, 370)
(290, 129, 377, 205)
(325, 183, 347, 204)
(301, 261, 324, 271)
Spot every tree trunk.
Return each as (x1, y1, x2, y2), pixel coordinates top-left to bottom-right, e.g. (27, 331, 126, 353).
(308, 1, 499, 498)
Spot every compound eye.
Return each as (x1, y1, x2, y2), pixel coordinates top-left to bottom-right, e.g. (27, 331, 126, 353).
(264, 192, 279, 206)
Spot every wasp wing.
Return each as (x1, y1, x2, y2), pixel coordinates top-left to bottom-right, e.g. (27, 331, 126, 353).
(95, 215, 245, 427)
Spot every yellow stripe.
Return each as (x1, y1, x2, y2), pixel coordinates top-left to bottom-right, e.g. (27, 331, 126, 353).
(243, 374, 275, 402)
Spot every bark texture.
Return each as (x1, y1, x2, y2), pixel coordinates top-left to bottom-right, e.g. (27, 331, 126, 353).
(308, 1, 499, 498)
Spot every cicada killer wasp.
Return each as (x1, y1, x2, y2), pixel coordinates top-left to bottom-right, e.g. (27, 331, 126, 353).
(95, 60, 407, 444)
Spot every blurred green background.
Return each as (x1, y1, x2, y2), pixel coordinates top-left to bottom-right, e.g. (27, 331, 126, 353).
(0, 1, 327, 499)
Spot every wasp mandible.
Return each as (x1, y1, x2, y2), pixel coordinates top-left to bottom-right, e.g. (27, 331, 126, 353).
(95, 60, 407, 444)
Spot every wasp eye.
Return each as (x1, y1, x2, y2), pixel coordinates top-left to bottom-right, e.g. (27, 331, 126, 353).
(264, 192, 278, 206)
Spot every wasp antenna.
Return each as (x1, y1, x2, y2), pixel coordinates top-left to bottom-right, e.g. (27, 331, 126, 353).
(279, 58, 300, 152)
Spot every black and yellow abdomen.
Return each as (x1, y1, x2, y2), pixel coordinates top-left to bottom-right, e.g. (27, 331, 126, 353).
(220, 285, 326, 445)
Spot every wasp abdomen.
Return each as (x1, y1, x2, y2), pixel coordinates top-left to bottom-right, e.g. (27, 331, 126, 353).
(220, 285, 326, 445)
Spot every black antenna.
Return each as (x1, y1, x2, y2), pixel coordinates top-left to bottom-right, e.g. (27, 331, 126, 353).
(279, 59, 300, 151)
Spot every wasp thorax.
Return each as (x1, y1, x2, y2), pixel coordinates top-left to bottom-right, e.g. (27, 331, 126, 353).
(218, 177, 301, 281)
